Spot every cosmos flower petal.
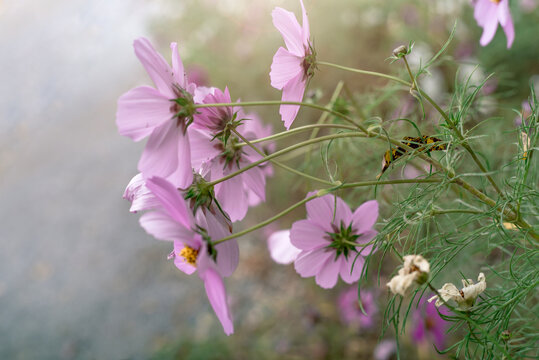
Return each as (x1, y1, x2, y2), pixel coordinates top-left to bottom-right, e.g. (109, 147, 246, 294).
(133, 37, 175, 98)
(271, 7, 304, 57)
(201, 267, 234, 335)
(241, 167, 266, 203)
(116, 86, 173, 141)
(279, 72, 306, 129)
(294, 248, 331, 277)
(315, 256, 341, 289)
(138, 120, 180, 178)
(352, 200, 379, 234)
(144, 177, 192, 229)
(202, 209, 239, 277)
(499, 1, 515, 48)
(267, 230, 301, 265)
(290, 219, 329, 250)
(300, 0, 310, 46)
(479, 4, 500, 46)
(340, 255, 364, 284)
(215, 175, 248, 222)
(355, 229, 378, 256)
(270, 47, 303, 90)
(173, 252, 197, 275)
(170, 42, 186, 88)
(305, 193, 335, 232)
(139, 211, 193, 242)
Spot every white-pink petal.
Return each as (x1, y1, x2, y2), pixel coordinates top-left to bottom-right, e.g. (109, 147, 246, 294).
(267, 230, 301, 265)
(280, 72, 306, 129)
(133, 37, 175, 99)
(294, 248, 332, 277)
(270, 47, 303, 90)
(271, 7, 304, 57)
(144, 177, 192, 229)
(201, 268, 234, 335)
(116, 86, 173, 141)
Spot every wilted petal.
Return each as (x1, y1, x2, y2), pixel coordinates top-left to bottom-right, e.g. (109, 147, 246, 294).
(267, 230, 301, 265)
(116, 86, 172, 141)
(201, 268, 234, 335)
(270, 47, 303, 90)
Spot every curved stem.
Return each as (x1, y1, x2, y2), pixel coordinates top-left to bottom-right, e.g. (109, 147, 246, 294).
(230, 127, 336, 186)
(235, 123, 357, 147)
(316, 61, 411, 87)
(206, 132, 366, 187)
(212, 178, 445, 245)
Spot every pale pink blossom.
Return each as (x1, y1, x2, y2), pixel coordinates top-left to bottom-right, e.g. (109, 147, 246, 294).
(267, 230, 301, 265)
(473, 0, 515, 48)
(270, 0, 314, 129)
(116, 38, 196, 187)
(338, 286, 378, 328)
(139, 177, 238, 335)
(290, 194, 378, 289)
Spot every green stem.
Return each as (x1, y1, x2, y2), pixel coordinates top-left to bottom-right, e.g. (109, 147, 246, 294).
(206, 132, 366, 187)
(316, 61, 411, 87)
(212, 191, 322, 245)
(230, 127, 336, 186)
(235, 123, 357, 147)
(212, 178, 444, 245)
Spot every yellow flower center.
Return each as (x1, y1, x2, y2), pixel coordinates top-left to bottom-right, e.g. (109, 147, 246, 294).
(179, 246, 199, 266)
(489, 0, 501, 3)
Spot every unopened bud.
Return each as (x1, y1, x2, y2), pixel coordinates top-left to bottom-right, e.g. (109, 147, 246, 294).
(392, 45, 408, 58)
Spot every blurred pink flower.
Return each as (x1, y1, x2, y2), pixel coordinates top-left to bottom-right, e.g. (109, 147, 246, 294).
(520, 0, 537, 12)
(337, 286, 378, 328)
(473, 0, 515, 48)
(290, 194, 378, 289)
(116, 38, 196, 187)
(270, 0, 314, 129)
(515, 100, 532, 127)
(187, 65, 210, 86)
(373, 340, 396, 360)
(139, 177, 237, 335)
(412, 297, 449, 349)
(267, 230, 301, 264)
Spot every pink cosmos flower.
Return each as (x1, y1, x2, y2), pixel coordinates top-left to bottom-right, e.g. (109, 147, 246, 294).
(116, 38, 197, 187)
(193, 86, 240, 134)
(411, 297, 449, 349)
(473, 0, 515, 48)
(337, 286, 378, 328)
(290, 194, 379, 289)
(267, 230, 301, 265)
(270, 0, 315, 129)
(139, 176, 238, 335)
(189, 103, 273, 222)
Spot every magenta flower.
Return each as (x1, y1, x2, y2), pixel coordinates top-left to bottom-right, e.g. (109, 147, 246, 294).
(270, 0, 315, 129)
(412, 297, 449, 349)
(267, 230, 301, 265)
(116, 38, 196, 187)
(337, 286, 378, 328)
(189, 108, 272, 222)
(290, 194, 379, 289)
(473, 0, 515, 48)
(194, 86, 241, 134)
(139, 177, 238, 335)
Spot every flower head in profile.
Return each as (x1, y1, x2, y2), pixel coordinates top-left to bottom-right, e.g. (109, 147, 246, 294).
(387, 255, 430, 296)
(412, 297, 449, 350)
(116, 38, 196, 187)
(270, 0, 315, 129)
(189, 110, 273, 222)
(428, 272, 487, 311)
(337, 286, 378, 328)
(139, 177, 238, 335)
(473, 0, 515, 48)
(290, 193, 378, 289)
